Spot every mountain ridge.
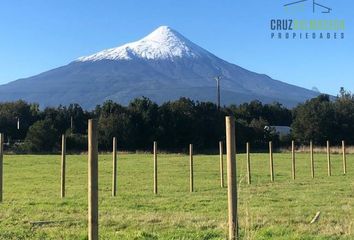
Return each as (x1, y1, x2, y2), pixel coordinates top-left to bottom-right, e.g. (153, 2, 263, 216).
(0, 26, 320, 109)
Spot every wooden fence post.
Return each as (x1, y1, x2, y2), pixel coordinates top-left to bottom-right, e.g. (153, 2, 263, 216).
(153, 141, 157, 195)
(269, 141, 274, 182)
(342, 140, 347, 175)
(61, 134, 66, 198)
(327, 140, 331, 176)
(189, 144, 194, 192)
(291, 140, 295, 180)
(246, 142, 251, 184)
(310, 141, 314, 179)
(225, 116, 238, 240)
(112, 137, 117, 197)
(219, 141, 224, 188)
(0, 133, 3, 203)
(88, 119, 98, 240)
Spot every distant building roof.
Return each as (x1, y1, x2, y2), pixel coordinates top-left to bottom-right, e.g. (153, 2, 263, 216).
(264, 126, 291, 136)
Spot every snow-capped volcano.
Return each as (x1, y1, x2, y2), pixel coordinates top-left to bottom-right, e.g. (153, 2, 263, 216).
(77, 26, 206, 61)
(0, 26, 320, 108)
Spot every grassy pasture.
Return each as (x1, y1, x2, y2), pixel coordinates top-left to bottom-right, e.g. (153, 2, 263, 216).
(0, 152, 353, 239)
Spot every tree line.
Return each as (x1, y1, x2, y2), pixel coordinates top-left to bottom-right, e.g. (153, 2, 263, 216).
(0, 88, 353, 153)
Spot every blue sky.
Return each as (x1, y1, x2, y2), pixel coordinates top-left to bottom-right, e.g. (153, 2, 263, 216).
(0, 0, 352, 95)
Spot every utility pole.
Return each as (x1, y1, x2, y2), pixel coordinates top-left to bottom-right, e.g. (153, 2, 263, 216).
(70, 116, 73, 135)
(214, 76, 221, 110)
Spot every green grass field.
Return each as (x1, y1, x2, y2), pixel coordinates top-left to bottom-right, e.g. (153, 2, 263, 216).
(0, 152, 353, 239)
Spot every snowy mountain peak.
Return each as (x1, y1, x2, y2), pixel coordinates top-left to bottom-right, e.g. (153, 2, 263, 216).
(142, 25, 183, 43)
(76, 26, 206, 62)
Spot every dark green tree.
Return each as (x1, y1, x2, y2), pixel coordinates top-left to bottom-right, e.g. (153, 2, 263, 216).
(292, 95, 335, 144)
(23, 119, 58, 152)
(333, 88, 354, 144)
